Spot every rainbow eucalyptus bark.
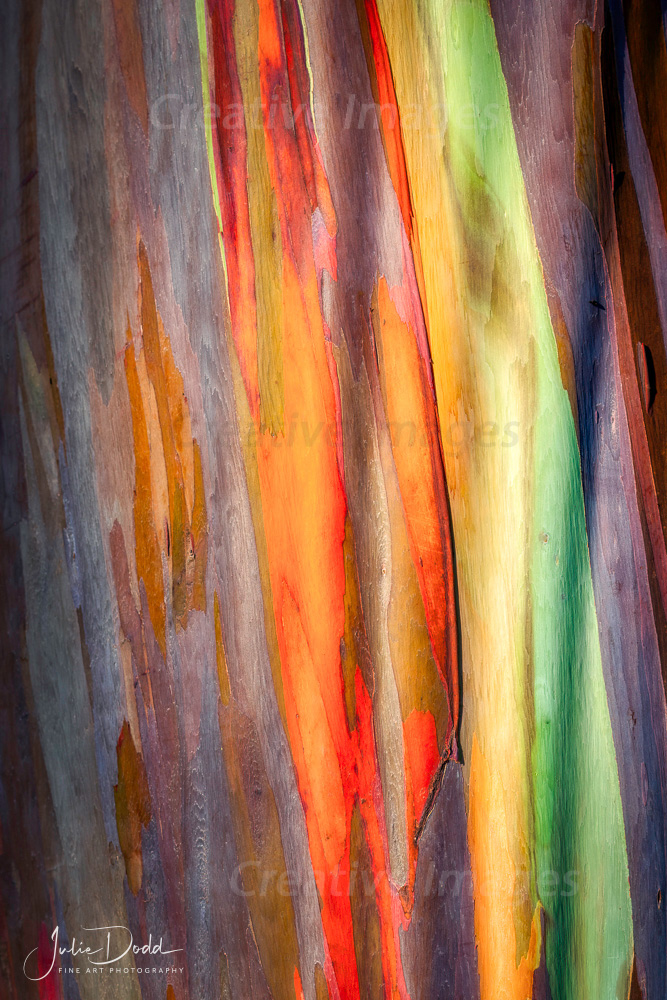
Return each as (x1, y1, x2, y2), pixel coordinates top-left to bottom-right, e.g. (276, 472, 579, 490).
(1, 1, 666, 999)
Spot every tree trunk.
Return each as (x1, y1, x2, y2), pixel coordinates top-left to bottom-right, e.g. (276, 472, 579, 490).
(1, 0, 666, 998)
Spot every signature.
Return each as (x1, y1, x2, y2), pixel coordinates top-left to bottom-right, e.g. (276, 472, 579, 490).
(23, 925, 183, 982)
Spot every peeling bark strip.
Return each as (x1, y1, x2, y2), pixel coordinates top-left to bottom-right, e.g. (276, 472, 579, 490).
(2, 0, 667, 998)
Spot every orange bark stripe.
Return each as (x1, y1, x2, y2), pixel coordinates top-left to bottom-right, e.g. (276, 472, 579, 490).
(376, 277, 459, 732)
